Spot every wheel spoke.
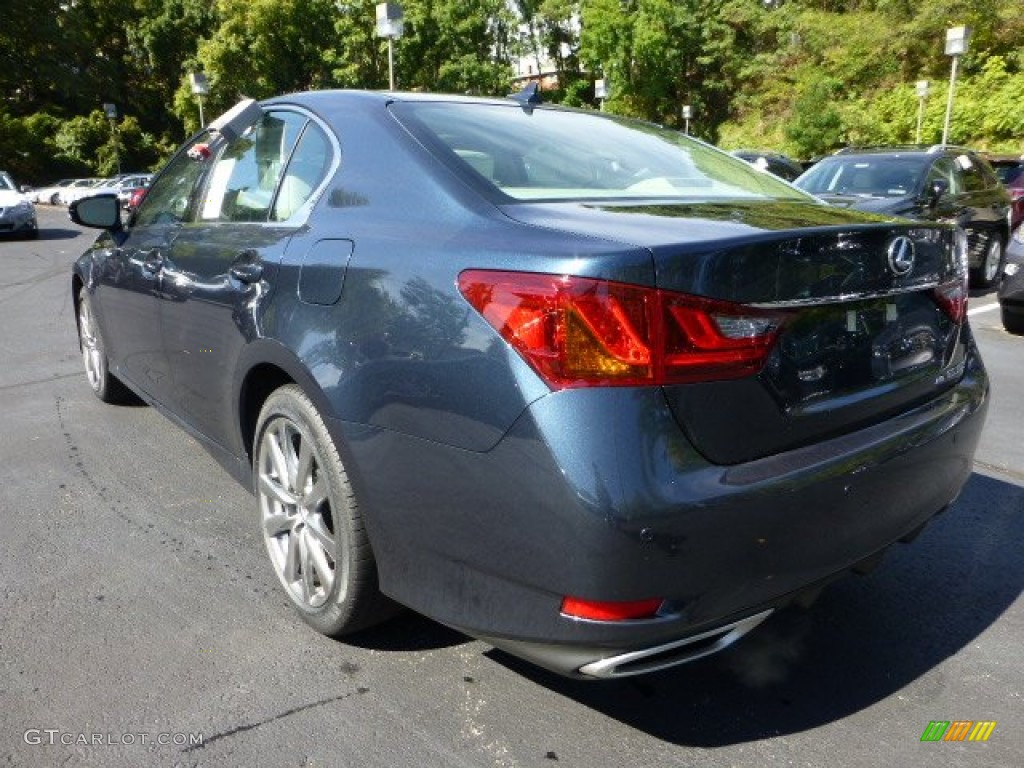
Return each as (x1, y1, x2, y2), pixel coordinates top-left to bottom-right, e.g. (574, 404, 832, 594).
(258, 471, 297, 508)
(295, 439, 315, 494)
(262, 511, 293, 538)
(283, 526, 302, 583)
(304, 476, 329, 511)
(299, 530, 316, 601)
(305, 515, 334, 554)
(266, 425, 293, 488)
(307, 534, 335, 595)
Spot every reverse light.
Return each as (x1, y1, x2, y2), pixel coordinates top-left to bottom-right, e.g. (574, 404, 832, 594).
(457, 270, 788, 389)
(561, 596, 664, 622)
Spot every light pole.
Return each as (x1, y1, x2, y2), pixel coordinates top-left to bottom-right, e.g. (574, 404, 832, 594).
(103, 102, 121, 175)
(915, 80, 929, 144)
(942, 26, 970, 146)
(594, 78, 608, 111)
(375, 3, 404, 91)
(682, 105, 693, 135)
(190, 72, 209, 127)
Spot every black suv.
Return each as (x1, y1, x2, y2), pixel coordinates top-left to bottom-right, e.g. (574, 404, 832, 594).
(795, 146, 1012, 288)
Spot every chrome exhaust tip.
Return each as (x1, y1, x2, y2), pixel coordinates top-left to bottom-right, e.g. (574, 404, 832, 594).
(578, 608, 774, 679)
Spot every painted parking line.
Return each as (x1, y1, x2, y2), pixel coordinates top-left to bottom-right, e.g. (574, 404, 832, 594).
(968, 302, 1000, 316)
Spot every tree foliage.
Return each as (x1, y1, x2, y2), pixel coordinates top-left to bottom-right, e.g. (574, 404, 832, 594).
(1, 0, 1022, 183)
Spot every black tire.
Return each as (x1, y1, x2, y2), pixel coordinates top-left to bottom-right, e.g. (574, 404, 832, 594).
(1002, 305, 1024, 335)
(76, 292, 131, 404)
(970, 234, 1005, 290)
(254, 384, 394, 636)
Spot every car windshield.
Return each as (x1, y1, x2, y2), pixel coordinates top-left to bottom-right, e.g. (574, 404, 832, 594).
(392, 101, 808, 203)
(796, 157, 927, 198)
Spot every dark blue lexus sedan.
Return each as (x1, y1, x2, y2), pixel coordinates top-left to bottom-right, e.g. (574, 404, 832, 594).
(70, 90, 988, 678)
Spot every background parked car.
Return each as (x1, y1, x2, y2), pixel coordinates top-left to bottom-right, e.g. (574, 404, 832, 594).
(986, 154, 1024, 232)
(794, 146, 1012, 288)
(998, 225, 1024, 334)
(57, 177, 105, 206)
(70, 91, 988, 680)
(76, 174, 153, 209)
(0, 170, 38, 239)
(731, 150, 804, 181)
(113, 174, 152, 209)
(30, 178, 75, 205)
(125, 185, 148, 213)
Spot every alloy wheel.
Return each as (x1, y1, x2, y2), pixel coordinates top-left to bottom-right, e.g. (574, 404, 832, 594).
(78, 298, 104, 392)
(257, 417, 338, 610)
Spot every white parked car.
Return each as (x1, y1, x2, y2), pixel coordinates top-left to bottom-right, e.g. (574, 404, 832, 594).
(30, 178, 75, 205)
(57, 178, 105, 206)
(0, 171, 38, 239)
(72, 175, 152, 208)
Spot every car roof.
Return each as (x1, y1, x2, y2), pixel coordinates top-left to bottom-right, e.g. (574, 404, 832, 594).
(830, 144, 982, 160)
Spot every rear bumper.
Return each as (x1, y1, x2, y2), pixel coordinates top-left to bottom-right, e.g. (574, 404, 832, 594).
(339, 344, 989, 678)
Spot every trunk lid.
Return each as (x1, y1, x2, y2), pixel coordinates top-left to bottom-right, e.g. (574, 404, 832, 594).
(501, 200, 968, 464)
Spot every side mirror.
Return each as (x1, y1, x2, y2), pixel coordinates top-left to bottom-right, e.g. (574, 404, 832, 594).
(70, 194, 123, 231)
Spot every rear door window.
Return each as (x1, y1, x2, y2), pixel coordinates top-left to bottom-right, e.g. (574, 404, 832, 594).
(199, 111, 307, 222)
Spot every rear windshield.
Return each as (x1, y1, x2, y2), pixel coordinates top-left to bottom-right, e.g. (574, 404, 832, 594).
(795, 157, 928, 197)
(391, 101, 809, 203)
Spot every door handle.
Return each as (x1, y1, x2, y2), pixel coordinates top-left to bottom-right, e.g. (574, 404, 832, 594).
(229, 251, 263, 284)
(142, 250, 164, 274)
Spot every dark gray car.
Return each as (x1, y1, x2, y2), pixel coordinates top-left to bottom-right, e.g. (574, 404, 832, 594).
(795, 146, 1012, 289)
(69, 92, 989, 679)
(998, 226, 1024, 334)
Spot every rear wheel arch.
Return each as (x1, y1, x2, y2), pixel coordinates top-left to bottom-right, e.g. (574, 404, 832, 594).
(234, 344, 339, 472)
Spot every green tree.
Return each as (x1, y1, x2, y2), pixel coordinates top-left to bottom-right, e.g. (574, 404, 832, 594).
(580, 0, 759, 140)
(398, 0, 516, 94)
(183, 0, 340, 130)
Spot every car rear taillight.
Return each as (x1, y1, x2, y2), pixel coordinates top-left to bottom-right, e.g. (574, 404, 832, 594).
(457, 270, 788, 389)
(560, 596, 664, 622)
(933, 277, 968, 324)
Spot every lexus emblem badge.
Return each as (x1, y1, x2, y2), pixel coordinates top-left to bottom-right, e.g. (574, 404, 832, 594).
(887, 236, 915, 277)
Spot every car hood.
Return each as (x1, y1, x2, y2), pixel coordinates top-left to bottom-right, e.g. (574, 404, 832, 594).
(814, 192, 917, 216)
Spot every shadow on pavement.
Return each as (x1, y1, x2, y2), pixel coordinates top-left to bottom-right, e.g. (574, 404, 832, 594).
(35, 227, 84, 241)
(486, 471, 1023, 746)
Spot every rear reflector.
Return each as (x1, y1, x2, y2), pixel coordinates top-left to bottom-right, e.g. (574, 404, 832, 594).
(561, 597, 664, 622)
(458, 270, 789, 389)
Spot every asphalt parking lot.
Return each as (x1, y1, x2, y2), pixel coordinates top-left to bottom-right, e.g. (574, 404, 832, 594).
(1, 206, 1021, 767)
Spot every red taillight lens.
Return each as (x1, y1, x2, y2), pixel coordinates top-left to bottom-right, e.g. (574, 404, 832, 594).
(457, 270, 788, 389)
(560, 596, 664, 622)
(933, 277, 968, 323)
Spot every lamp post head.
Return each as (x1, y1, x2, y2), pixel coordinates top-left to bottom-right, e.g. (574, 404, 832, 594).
(945, 26, 970, 57)
(916, 80, 929, 98)
(190, 72, 209, 96)
(376, 3, 404, 39)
